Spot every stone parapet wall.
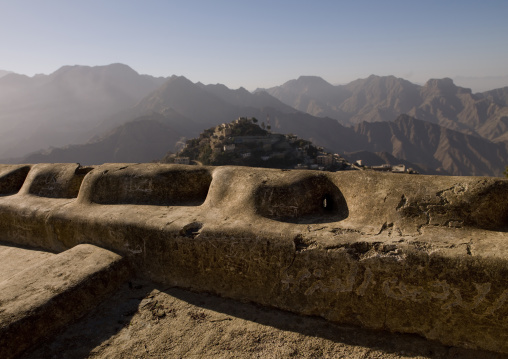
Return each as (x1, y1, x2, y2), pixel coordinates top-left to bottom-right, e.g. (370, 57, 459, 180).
(0, 163, 507, 353)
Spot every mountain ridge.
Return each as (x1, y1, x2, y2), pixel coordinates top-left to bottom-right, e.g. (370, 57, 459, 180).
(1, 64, 507, 176)
(0, 63, 167, 158)
(262, 75, 508, 144)
(0, 70, 13, 78)
(350, 114, 508, 176)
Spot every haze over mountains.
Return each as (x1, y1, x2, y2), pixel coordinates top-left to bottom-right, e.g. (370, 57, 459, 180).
(1, 63, 507, 177)
(0, 64, 165, 158)
(453, 75, 508, 94)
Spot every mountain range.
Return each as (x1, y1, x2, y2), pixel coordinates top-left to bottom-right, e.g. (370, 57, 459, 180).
(0, 63, 166, 158)
(261, 75, 508, 144)
(1, 64, 507, 177)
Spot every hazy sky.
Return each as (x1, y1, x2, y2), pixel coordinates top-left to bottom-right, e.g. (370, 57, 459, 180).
(1, 0, 508, 91)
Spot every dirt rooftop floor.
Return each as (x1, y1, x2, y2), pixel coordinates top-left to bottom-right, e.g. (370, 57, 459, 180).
(22, 277, 504, 359)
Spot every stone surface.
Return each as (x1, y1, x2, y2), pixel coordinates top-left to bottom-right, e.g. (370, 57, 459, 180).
(0, 163, 507, 354)
(0, 242, 55, 284)
(0, 165, 30, 196)
(0, 243, 131, 358)
(25, 278, 505, 359)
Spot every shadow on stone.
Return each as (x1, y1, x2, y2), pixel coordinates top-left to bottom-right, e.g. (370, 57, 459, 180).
(90, 168, 212, 206)
(163, 286, 501, 359)
(26, 165, 93, 199)
(255, 174, 348, 224)
(0, 166, 30, 196)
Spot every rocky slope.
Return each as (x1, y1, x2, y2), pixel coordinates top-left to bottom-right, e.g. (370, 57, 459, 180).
(350, 115, 508, 176)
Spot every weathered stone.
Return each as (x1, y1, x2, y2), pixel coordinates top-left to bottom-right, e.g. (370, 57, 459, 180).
(0, 163, 507, 354)
(0, 244, 131, 359)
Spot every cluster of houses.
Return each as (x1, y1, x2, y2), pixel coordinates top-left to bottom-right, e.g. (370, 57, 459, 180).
(207, 118, 304, 164)
(172, 117, 418, 174)
(354, 161, 418, 174)
(214, 118, 352, 170)
(173, 157, 190, 165)
(294, 152, 350, 171)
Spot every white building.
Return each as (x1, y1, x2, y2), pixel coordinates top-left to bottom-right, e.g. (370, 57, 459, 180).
(174, 157, 190, 165)
(392, 164, 406, 173)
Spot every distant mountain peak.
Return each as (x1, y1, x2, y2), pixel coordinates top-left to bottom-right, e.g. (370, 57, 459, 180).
(165, 75, 194, 85)
(422, 77, 474, 96)
(291, 76, 333, 87)
(0, 70, 13, 78)
(352, 74, 410, 86)
(0, 72, 31, 84)
(424, 77, 456, 89)
(394, 113, 418, 123)
(276, 76, 337, 100)
(50, 63, 139, 77)
(296, 75, 328, 82)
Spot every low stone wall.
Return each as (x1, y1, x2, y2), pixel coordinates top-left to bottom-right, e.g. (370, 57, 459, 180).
(0, 163, 507, 353)
(0, 244, 130, 359)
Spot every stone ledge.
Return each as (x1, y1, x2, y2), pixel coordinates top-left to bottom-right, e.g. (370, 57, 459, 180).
(0, 244, 131, 359)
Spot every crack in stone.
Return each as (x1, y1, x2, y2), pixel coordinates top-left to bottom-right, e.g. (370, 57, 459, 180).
(466, 239, 473, 256)
(396, 195, 407, 210)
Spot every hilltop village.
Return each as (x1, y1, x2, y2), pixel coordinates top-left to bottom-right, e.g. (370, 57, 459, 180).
(163, 117, 417, 173)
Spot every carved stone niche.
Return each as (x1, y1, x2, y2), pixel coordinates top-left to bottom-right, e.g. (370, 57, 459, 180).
(254, 174, 348, 224)
(0, 165, 30, 196)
